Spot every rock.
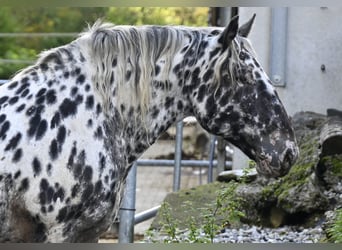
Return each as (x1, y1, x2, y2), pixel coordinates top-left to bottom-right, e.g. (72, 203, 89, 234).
(317, 155, 342, 199)
(227, 111, 340, 226)
(259, 112, 331, 214)
(216, 168, 257, 183)
(150, 181, 233, 231)
(270, 207, 286, 228)
(320, 116, 342, 157)
(276, 172, 328, 214)
(316, 113, 342, 204)
(235, 182, 266, 224)
(210, 224, 325, 243)
(292, 111, 326, 136)
(327, 108, 342, 117)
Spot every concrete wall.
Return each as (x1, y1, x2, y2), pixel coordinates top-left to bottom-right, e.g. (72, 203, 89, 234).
(239, 7, 342, 116)
(233, 7, 342, 169)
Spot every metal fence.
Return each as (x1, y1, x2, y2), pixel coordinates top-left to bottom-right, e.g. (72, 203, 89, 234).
(117, 121, 231, 242)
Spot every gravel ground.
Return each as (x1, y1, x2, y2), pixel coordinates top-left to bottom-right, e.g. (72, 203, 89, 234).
(213, 225, 324, 243)
(144, 224, 325, 243)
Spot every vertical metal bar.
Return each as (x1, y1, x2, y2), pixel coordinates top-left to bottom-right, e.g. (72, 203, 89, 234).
(199, 164, 203, 185)
(173, 121, 183, 192)
(270, 7, 288, 87)
(118, 163, 137, 243)
(207, 135, 216, 183)
(218, 7, 232, 25)
(216, 137, 226, 177)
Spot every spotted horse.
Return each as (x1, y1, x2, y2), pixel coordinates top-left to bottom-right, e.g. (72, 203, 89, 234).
(0, 15, 298, 242)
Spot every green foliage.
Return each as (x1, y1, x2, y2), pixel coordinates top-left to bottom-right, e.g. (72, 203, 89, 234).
(145, 202, 182, 243)
(0, 7, 107, 76)
(0, 47, 37, 78)
(146, 181, 245, 243)
(159, 202, 179, 243)
(201, 181, 245, 243)
(0, 7, 208, 79)
(327, 209, 342, 243)
(106, 7, 208, 26)
(240, 163, 256, 183)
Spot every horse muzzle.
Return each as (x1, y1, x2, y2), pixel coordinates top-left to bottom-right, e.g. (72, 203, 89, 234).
(255, 141, 299, 178)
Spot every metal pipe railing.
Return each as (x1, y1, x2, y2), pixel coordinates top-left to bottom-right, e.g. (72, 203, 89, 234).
(0, 32, 78, 38)
(134, 205, 161, 225)
(136, 159, 232, 168)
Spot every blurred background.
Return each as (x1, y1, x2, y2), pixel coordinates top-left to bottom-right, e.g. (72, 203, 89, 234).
(0, 7, 209, 79)
(1, 7, 341, 118)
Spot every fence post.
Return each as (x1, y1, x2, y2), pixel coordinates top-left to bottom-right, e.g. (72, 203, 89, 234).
(118, 163, 137, 243)
(173, 121, 183, 192)
(207, 135, 216, 183)
(216, 137, 226, 177)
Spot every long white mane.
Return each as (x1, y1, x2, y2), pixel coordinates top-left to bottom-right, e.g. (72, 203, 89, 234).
(85, 21, 204, 117)
(13, 21, 250, 121)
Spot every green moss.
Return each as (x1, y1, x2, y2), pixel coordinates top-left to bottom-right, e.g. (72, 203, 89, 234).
(151, 182, 228, 230)
(151, 181, 244, 231)
(320, 155, 342, 177)
(261, 128, 319, 205)
(261, 162, 314, 202)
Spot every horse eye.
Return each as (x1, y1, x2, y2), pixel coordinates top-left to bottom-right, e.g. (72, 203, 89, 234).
(239, 52, 246, 60)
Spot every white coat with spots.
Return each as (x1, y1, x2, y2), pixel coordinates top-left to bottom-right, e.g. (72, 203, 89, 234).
(0, 15, 298, 242)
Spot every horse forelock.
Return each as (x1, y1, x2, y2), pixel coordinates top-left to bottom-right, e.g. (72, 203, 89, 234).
(213, 35, 259, 90)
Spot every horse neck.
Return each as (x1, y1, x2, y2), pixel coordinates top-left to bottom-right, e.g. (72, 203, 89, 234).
(137, 31, 215, 141)
(135, 33, 214, 141)
(112, 64, 191, 147)
(87, 27, 214, 162)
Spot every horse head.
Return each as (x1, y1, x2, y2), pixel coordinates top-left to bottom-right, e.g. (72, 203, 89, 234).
(192, 15, 299, 178)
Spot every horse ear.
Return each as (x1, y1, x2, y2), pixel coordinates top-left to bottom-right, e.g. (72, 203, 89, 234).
(238, 13, 256, 38)
(218, 15, 239, 49)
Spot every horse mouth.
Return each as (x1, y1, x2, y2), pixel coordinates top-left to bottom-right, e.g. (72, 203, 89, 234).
(255, 155, 290, 178)
(226, 138, 298, 178)
(255, 156, 275, 178)
(255, 147, 298, 178)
